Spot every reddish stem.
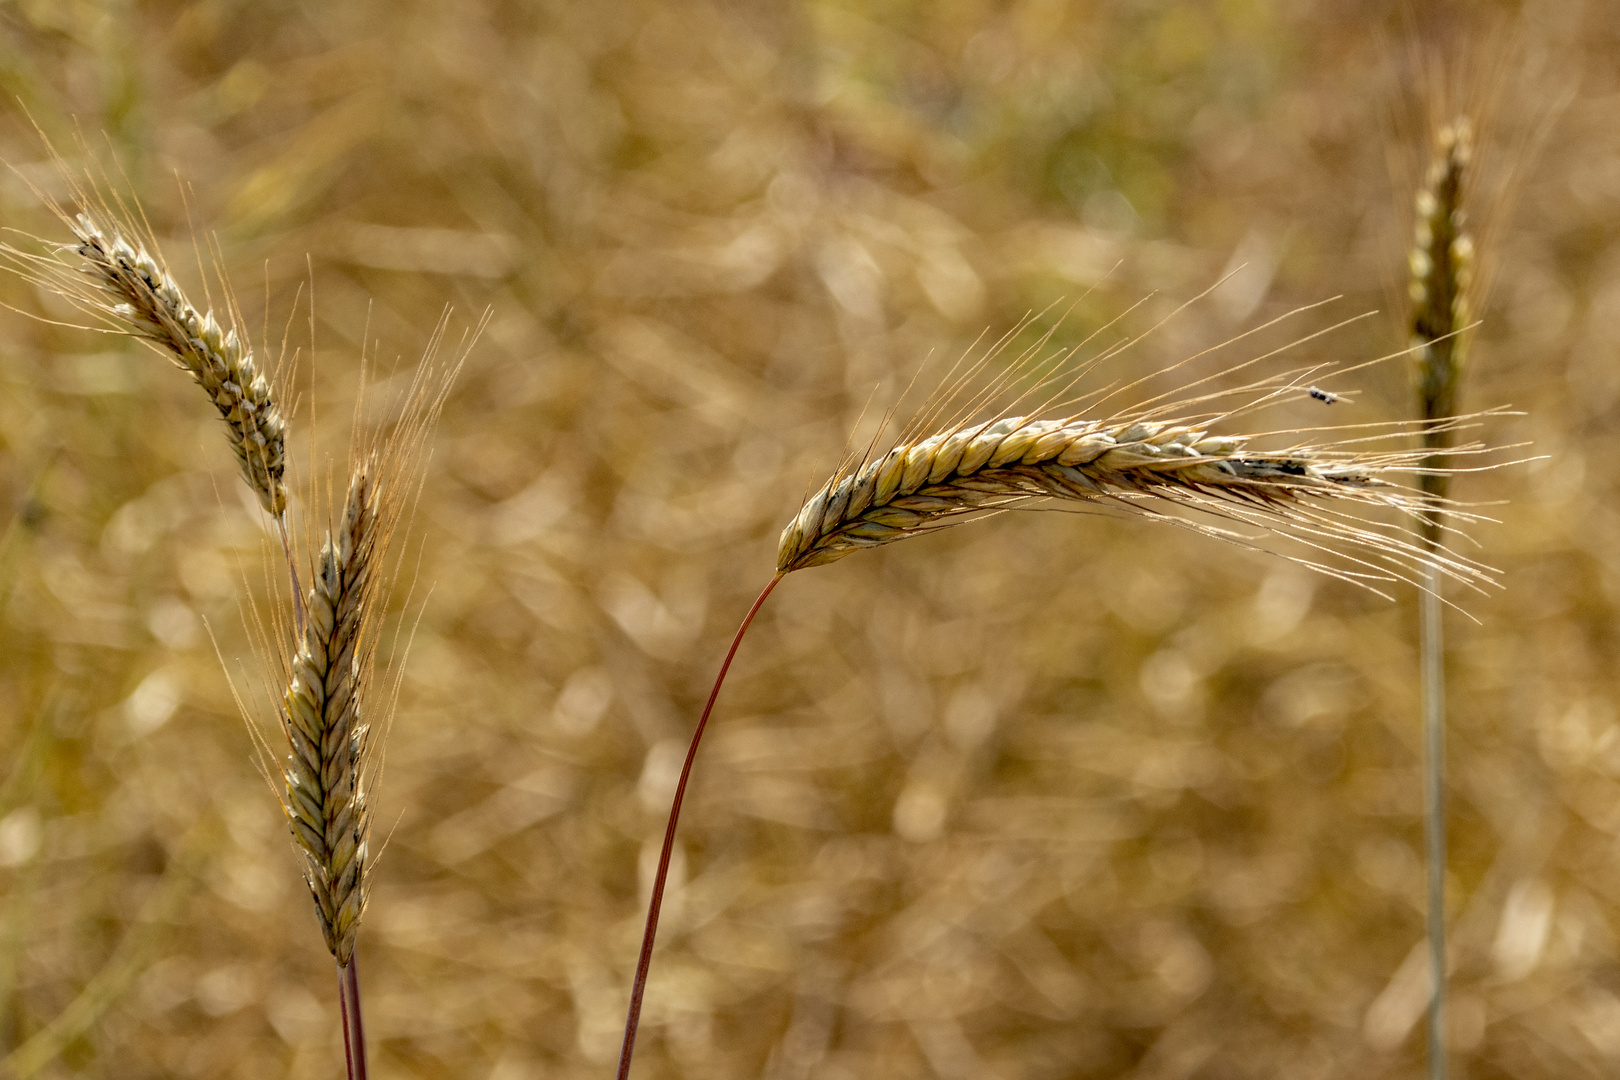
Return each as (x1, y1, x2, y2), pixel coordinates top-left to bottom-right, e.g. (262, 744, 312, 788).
(615, 573, 784, 1080)
(338, 964, 352, 1076)
(338, 956, 369, 1080)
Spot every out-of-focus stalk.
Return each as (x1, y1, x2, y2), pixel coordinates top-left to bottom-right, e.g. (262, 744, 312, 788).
(1409, 117, 1473, 1080)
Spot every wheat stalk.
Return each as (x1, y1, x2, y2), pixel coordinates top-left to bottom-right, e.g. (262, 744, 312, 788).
(1409, 115, 1473, 1080)
(1, 165, 307, 630)
(281, 463, 382, 1080)
(615, 320, 1505, 1078)
(253, 329, 468, 1080)
(1, 151, 476, 1080)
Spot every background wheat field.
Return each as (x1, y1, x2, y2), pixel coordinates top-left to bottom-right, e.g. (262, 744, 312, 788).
(0, 1, 1614, 1078)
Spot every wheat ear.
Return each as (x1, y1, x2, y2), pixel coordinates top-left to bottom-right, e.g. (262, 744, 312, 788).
(67, 214, 288, 517)
(1410, 119, 1474, 532)
(3, 196, 299, 614)
(1410, 116, 1473, 1080)
(283, 465, 379, 967)
(777, 411, 1488, 593)
(0, 148, 287, 518)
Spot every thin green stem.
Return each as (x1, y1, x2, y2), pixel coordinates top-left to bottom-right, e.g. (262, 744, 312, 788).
(616, 573, 783, 1080)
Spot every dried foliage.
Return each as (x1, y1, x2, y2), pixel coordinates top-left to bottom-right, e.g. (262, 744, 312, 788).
(0, 3, 1609, 1080)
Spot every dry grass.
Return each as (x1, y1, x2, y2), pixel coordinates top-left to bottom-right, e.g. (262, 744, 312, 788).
(0, 3, 1610, 1080)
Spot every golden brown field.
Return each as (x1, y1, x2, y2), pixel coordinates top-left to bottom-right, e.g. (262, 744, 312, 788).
(0, 1, 1613, 1078)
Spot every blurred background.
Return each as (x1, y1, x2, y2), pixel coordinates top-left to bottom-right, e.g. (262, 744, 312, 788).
(0, 0, 1613, 1077)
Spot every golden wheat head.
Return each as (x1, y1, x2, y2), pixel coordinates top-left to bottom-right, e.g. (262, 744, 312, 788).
(282, 466, 381, 963)
(69, 213, 288, 516)
(0, 159, 289, 517)
(254, 322, 471, 964)
(779, 314, 1500, 598)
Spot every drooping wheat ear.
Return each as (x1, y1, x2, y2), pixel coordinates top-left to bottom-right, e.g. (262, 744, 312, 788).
(67, 214, 287, 517)
(283, 464, 379, 965)
(778, 410, 1492, 594)
(1409, 118, 1474, 521)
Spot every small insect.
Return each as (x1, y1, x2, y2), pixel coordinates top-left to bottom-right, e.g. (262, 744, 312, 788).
(1307, 386, 1343, 405)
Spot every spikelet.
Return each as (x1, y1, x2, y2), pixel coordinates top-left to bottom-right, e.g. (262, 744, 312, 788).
(68, 214, 288, 516)
(1409, 118, 1474, 516)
